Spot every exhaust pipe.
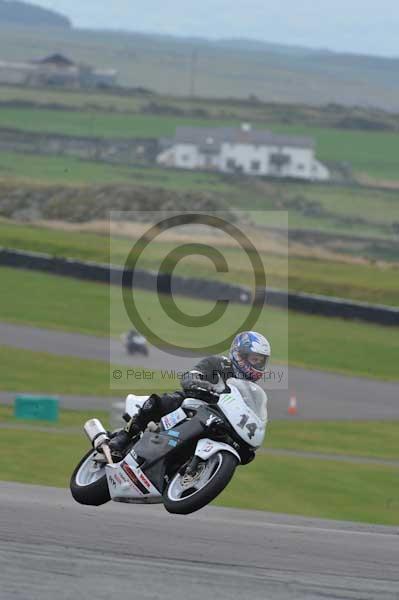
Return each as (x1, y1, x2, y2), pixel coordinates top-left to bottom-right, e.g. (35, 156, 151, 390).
(84, 418, 113, 464)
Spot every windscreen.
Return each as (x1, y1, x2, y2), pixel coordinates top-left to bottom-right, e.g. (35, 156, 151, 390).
(226, 378, 267, 420)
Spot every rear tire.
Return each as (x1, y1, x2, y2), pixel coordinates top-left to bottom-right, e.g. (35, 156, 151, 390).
(70, 449, 110, 506)
(163, 451, 238, 515)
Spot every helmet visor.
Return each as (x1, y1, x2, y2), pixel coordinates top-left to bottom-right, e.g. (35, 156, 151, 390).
(245, 352, 268, 372)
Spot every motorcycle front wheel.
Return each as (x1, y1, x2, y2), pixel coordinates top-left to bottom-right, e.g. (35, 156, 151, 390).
(163, 451, 238, 515)
(70, 449, 110, 506)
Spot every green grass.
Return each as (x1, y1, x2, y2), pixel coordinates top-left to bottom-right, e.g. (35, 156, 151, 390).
(1, 404, 396, 463)
(0, 425, 398, 525)
(0, 107, 236, 139)
(0, 152, 236, 196)
(0, 85, 144, 112)
(2, 105, 399, 180)
(3, 84, 399, 132)
(0, 152, 139, 185)
(0, 151, 398, 244)
(0, 344, 177, 397)
(0, 219, 113, 262)
(0, 345, 120, 396)
(286, 310, 399, 380)
(0, 405, 109, 429)
(304, 184, 399, 226)
(230, 181, 399, 241)
(288, 256, 399, 306)
(1, 147, 399, 243)
(216, 453, 399, 525)
(0, 428, 89, 487)
(0, 151, 231, 190)
(0, 266, 109, 336)
(269, 124, 399, 181)
(1, 220, 399, 305)
(267, 421, 399, 461)
(1, 266, 399, 381)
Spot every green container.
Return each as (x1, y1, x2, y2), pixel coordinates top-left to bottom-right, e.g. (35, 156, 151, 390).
(14, 395, 59, 422)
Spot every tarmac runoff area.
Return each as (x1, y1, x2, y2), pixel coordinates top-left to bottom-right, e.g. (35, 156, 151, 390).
(0, 482, 398, 600)
(1, 321, 398, 421)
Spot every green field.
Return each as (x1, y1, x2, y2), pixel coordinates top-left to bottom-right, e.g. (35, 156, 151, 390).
(216, 453, 399, 525)
(0, 151, 234, 191)
(2, 105, 399, 180)
(231, 180, 399, 240)
(0, 106, 229, 138)
(0, 343, 179, 397)
(269, 124, 399, 181)
(1, 219, 399, 305)
(0, 345, 131, 397)
(2, 84, 399, 133)
(0, 423, 398, 525)
(0, 85, 144, 112)
(0, 405, 109, 428)
(0, 151, 227, 188)
(0, 429, 89, 488)
(1, 405, 396, 462)
(1, 267, 399, 381)
(1, 149, 398, 243)
(268, 420, 399, 461)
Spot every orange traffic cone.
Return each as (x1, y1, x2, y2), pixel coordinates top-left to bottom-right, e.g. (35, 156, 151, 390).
(288, 393, 298, 416)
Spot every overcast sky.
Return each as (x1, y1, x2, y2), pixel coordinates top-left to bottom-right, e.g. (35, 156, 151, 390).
(30, 0, 399, 57)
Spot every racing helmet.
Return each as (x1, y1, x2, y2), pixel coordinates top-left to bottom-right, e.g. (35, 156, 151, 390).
(229, 331, 271, 382)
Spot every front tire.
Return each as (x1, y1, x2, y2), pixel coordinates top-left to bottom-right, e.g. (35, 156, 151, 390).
(70, 449, 110, 506)
(163, 451, 238, 515)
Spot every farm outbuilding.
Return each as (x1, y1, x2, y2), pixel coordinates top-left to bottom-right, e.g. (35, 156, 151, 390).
(0, 53, 117, 89)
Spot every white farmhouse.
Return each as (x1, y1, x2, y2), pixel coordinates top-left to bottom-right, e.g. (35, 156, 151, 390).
(157, 124, 330, 181)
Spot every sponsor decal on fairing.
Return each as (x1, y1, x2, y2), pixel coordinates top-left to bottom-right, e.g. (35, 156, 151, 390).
(161, 407, 186, 430)
(121, 461, 150, 495)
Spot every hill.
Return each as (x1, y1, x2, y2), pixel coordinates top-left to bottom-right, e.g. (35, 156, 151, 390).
(1, 10, 399, 110)
(0, 0, 71, 28)
(1, 26, 399, 110)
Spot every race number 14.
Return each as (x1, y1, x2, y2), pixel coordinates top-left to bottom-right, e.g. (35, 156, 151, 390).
(237, 414, 257, 439)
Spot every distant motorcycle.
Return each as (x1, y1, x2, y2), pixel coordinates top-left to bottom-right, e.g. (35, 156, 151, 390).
(122, 330, 149, 356)
(70, 378, 268, 515)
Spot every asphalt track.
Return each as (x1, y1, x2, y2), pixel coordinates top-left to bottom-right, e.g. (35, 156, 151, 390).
(1, 321, 398, 420)
(0, 482, 398, 600)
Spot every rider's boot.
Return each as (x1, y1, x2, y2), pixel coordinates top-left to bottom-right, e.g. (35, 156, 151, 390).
(108, 417, 142, 457)
(108, 395, 160, 458)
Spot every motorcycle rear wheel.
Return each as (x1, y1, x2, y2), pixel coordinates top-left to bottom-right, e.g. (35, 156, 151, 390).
(163, 451, 238, 515)
(70, 449, 110, 506)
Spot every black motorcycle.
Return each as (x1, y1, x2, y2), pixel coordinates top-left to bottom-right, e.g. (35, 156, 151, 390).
(122, 331, 149, 356)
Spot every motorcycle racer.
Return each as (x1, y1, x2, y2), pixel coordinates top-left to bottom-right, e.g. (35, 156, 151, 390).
(109, 331, 271, 460)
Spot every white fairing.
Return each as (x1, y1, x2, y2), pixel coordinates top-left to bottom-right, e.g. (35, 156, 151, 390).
(125, 394, 150, 418)
(218, 378, 268, 448)
(105, 451, 162, 504)
(195, 438, 241, 463)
